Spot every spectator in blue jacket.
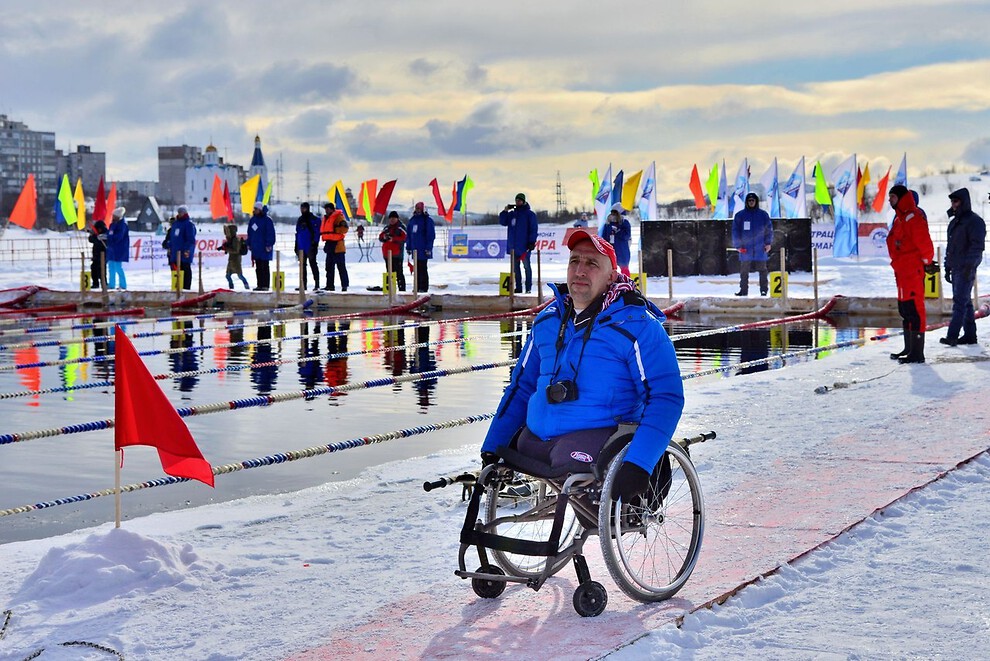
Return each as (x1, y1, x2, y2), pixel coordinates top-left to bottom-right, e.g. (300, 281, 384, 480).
(482, 228, 684, 504)
(168, 206, 198, 290)
(248, 202, 277, 291)
(106, 207, 130, 290)
(941, 187, 986, 346)
(731, 192, 773, 296)
(406, 202, 436, 292)
(499, 192, 539, 293)
(601, 203, 632, 276)
(295, 202, 321, 291)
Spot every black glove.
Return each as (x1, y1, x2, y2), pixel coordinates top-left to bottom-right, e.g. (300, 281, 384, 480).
(481, 451, 500, 467)
(611, 461, 651, 502)
(527, 242, 536, 252)
(945, 269, 953, 283)
(424, 250, 432, 259)
(923, 261, 939, 276)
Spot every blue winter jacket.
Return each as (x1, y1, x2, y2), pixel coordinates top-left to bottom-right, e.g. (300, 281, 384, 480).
(248, 212, 276, 261)
(601, 216, 632, 267)
(406, 211, 436, 259)
(481, 282, 684, 474)
(499, 203, 539, 256)
(944, 188, 986, 271)
(295, 211, 321, 253)
(731, 203, 773, 262)
(168, 216, 197, 266)
(106, 218, 130, 262)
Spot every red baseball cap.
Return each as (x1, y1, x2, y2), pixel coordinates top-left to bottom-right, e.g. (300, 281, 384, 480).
(566, 229, 617, 271)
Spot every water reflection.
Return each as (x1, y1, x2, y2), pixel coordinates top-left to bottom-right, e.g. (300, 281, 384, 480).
(251, 324, 279, 394)
(297, 321, 322, 389)
(411, 325, 436, 409)
(383, 327, 407, 377)
(324, 321, 350, 400)
(169, 320, 200, 392)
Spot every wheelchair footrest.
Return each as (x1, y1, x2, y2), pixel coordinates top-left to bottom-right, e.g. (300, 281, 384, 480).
(466, 529, 559, 557)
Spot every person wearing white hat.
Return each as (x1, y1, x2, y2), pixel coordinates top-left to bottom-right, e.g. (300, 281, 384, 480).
(106, 207, 130, 290)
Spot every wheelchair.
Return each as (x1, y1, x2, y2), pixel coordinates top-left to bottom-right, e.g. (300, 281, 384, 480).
(439, 425, 712, 617)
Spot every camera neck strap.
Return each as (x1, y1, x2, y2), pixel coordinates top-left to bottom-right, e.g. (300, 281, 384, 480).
(551, 296, 599, 382)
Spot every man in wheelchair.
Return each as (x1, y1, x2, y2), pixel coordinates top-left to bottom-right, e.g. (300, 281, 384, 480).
(481, 228, 684, 503)
(455, 229, 692, 616)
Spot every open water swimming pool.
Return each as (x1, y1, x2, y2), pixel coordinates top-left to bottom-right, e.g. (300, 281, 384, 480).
(0, 310, 893, 542)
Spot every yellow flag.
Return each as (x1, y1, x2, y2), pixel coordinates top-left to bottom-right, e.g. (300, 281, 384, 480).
(857, 163, 871, 206)
(621, 170, 642, 212)
(240, 175, 260, 214)
(262, 179, 273, 205)
(73, 178, 87, 229)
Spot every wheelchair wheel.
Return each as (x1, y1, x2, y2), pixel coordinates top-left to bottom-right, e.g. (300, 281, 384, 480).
(598, 442, 704, 602)
(483, 472, 582, 579)
(472, 565, 506, 599)
(572, 581, 608, 617)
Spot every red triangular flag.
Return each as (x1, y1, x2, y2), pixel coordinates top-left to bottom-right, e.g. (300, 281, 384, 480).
(374, 179, 396, 216)
(688, 164, 706, 209)
(93, 176, 107, 222)
(223, 181, 234, 220)
(9, 174, 37, 229)
(210, 175, 227, 220)
(872, 166, 891, 213)
(114, 326, 214, 487)
(444, 181, 456, 223)
(429, 178, 447, 218)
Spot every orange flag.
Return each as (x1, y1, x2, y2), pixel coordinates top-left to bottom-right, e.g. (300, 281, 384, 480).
(9, 174, 37, 229)
(688, 165, 706, 209)
(114, 326, 214, 487)
(105, 182, 118, 219)
(872, 166, 891, 213)
(210, 175, 227, 220)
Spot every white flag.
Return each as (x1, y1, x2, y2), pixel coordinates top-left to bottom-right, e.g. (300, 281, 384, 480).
(729, 158, 750, 217)
(830, 154, 859, 258)
(638, 161, 657, 221)
(781, 156, 807, 218)
(758, 158, 782, 218)
(894, 153, 908, 188)
(594, 164, 612, 229)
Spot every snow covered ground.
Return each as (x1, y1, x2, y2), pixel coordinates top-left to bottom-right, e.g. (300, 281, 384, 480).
(1, 181, 988, 659)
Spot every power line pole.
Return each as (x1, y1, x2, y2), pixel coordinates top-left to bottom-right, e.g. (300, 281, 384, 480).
(555, 170, 567, 218)
(276, 152, 284, 203)
(305, 160, 312, 203)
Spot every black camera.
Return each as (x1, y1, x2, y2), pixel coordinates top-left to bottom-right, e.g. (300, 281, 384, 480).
(546, 379, 578, 404)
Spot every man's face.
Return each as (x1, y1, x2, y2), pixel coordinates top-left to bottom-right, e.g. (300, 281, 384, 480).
(515, 198, 525, 208)
(567, 241, 615, 309)
(746, 197, 757, 207)
(888, 193, 898, 210)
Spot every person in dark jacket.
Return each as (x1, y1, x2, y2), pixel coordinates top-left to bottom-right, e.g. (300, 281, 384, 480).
(168, 206, 198, 290)
(247, 202, 276, 291)
(88, 219, 108, 289)
(731, 192, 773, 296)
(601, 203, 632, 276)
(221, 223, 250, 289)
(406, 202, 436, 292)
(886, 185, 936, 363)
(106, 207, 130, 290)
(499, 192, 539, 293)
(379, 211, 407, 292)
(482, 229, 684, 504)
(940, 187, 986, 346)
(295, 202, 321, 291)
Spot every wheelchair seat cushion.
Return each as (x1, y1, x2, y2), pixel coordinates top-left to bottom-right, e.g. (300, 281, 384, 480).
(497, 426, 617, 479)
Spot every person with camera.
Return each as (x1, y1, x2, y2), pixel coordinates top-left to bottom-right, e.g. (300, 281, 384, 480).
(940, 187, 986, 346)
(480, 229, 684, 503)
(499, 192, 539, 294)
(886, 185, 936, 363)
(379, 210, 407, 292)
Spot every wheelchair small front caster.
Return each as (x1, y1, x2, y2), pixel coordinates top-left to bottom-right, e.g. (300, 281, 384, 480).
(573, 581, 608, 617)
(472, 565, 506, 599)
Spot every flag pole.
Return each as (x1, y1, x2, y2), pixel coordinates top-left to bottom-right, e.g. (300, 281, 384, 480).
(115, 449, 122, 528)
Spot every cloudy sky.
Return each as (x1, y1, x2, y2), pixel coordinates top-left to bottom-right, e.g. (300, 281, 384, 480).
(2, 0, 989, 213)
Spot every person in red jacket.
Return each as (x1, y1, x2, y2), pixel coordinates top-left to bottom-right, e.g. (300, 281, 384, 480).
(378, 211, 407, 292)
(886, 184, 937, 363)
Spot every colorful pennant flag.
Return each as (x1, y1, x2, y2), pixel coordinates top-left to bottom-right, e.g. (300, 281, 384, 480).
(93, 176, 107, 222)
(781, 157, 807, 218)
(872, 166, 892, 213)
(241, 175, 261, 214)
(105, 183, 118, 223)
(210, 175, 227, 220)
(689, 165, 706, 209)
(328, 180, 353, 221)
(813, 161, 833, 208)
(611, 170, 624, 208)
(704, 163, 719, 211)
(830, 154, 858, 258)
(374, 179, 396, 216)
(589, 169, 599, 206)
(57, 175, 78, 226)
(621, 170, 642, 213)
(9, 174, 37, 229)
(428, 178, 447, 218)
(72, 178, 87, 230)
(857, 163, 871, 210)
(114, 326, 214, 487)
(223, 182, 234, 220)
(358, 179, 377, 223)
(758, 158, 782, 218)
(262, 179, 273, 206)
(594, 165, 612, 228)
(454, 175, 474, 214)
(729, 158, 750, 216)
(713, 160, 729, 219)
(638, 162, 657, 221)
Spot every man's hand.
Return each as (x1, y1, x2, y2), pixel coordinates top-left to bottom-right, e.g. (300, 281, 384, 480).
(481, 451, 499, 467)
(764, 244, 772, 253)
(611, 461, 651, 502)
(923, 261, 940, 276)
(527, 242, 536, 252)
